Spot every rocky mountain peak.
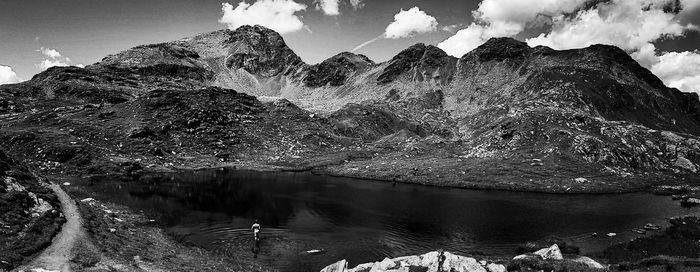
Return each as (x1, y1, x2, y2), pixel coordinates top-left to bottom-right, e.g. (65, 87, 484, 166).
(223, 25, 304, 77)
(377, 43, 456, 84)
(226, 25, 287, 49)
(303, 52, 375, 87)
(465, 37, 533, 62)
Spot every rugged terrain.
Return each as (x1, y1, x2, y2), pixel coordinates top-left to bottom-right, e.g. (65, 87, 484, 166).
(1, 25, 700, 193)
(2, 25, 700, 270)
(0, 150, 64, 271)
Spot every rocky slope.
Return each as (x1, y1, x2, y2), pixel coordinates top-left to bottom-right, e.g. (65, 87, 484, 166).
(0, 149, 64, 270)
(1, 25, 700, 192)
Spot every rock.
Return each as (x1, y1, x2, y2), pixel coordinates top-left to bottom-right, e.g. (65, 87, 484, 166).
(571, 256, 605, 269)
(573, 177, 589, 183)
(305, 249, 326, 255)
(681, 197, 700, 207)
(28, 192, 53, 214)
(606, 232, 617, 237)
(443, 252, 486, 272)
(4, 177, 26, 192)
(62, 182, 70, 186)
(127, 127, 154, 138)
(643, 223, 662, 230)
(320, 259, 347, 272)
(371, 257, 397, 272)
(348, 262, 374, 272)
(486, 263, 507, 272)
(512, 254, 529, 260)
(108, 228, 116, 233)
(419, 251, 440, 267)
(674, 156, 697, 172)
(80, 198, 95, 202)
(393, 255, 421, 267)
(533, 244, 563, 260)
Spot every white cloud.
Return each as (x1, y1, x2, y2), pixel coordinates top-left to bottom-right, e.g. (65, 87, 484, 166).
(384, 7, 438, 39)
(41, 47, 62, 59)
(649, 50, 700, 94)
(315, 0, 340, 16)
(441, 24, 465, 33)
(36, 47, 83, 70)
(438, 0, 589, 57)
(219, 0, 307, 34)
(437, 0, 700, 95)
(349, 0, 364, 10)
(526, 0, 690, 51)
(351, 6, 438, 52)
(0, 65, 21, 85)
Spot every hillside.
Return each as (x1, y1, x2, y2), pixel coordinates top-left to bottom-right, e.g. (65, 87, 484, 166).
(1, 25, 699, 193)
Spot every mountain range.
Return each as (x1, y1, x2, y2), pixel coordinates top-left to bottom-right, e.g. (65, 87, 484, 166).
(1, 25, 699, 193)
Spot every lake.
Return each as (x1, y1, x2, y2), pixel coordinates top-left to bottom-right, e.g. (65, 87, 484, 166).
(77, 169, 698, 271)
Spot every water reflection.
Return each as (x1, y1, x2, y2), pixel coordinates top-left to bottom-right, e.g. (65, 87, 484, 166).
(80, 170, 698, 272)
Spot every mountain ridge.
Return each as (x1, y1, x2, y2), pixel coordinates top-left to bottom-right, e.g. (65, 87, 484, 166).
(1, 24, 699, 193)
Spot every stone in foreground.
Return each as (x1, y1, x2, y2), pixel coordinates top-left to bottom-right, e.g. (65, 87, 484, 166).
(321, 251, 491, 272)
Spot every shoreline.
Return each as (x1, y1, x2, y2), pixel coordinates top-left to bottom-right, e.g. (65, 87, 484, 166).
(102, 161, 687, 195)
(13, 166, 700, 272)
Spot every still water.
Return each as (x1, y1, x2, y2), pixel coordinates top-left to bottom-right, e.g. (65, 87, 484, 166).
(79, 170, 697, 271)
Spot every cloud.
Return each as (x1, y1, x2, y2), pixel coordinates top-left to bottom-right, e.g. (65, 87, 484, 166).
(526, 0, 691, 51)
(315, 0, 340, 16)
(36, 47, 83, 70)
(441, 24, 465, 33)
(352, 6, 438, 52)
(649, 50, 700, 94)
(384, 7, 439, 39)
(0, 65, 21, 85)
(349, 0, 364, 10)
(437, 0, 589, 57)
(437, 0, 700, 95)
(219, 0, 307, 34)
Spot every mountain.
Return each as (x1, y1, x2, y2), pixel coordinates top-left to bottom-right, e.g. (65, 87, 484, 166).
(1, 25, 699, 192)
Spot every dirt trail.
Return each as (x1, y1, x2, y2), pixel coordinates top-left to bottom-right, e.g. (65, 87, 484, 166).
(15, 183, 82, 272)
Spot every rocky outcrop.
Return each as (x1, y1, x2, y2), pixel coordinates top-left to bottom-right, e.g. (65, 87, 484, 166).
(320, 249, 607, 272)
(223, 25, 304, 77)
(377, 44, 457, 85)
(0, 150, 64, 271)
(304, 52, 374, 87)
(512, 244, 606, 271)
(320, 251, 498, 272)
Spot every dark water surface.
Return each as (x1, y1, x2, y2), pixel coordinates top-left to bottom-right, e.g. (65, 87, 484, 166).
(79, 170, 697, 272)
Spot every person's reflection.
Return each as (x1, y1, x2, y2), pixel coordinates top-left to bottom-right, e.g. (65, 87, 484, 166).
(252, 239, 261, 258)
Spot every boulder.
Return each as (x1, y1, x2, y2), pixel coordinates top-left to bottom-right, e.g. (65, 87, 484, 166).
(681, 197, 700, 207)
(393, 255, 421, 267)
(321, 259, 348, 272)
(573, 177, 589, 183)
(486, 263, 507, 272)
(533, 244, 563, 260)
(442, 253, 486, 272)
(348, 262, 374, 272)
(370, 258, 397, 272)
(674, 156, 697, 173)
(571, 256, 605, 269)
(512, 254, 530, 260)
(420, 251, 440, 267)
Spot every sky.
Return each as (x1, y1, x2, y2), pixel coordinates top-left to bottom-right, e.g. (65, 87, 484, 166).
(1, 0, 699, 95)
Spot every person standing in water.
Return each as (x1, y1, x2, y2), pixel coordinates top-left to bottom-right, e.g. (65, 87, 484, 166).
(251, 220, 261, 241)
